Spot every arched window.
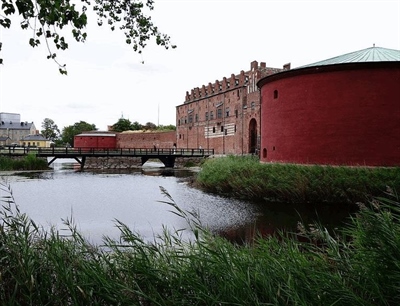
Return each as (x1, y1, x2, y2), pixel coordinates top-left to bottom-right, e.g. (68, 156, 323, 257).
(273, 90, 278, 99)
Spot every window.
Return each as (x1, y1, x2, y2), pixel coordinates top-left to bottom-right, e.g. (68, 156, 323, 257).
(195, 114, 198, 122)
(213, 127, 216, 133)
(235, 109, 238, 118)
(263, 148, 267, 158)
(221, 126, 224, 132)
(224, 129, 227, 135)
(217, 108, 222, 119)
(205, 112, 209, 121)
(251, 101, 256, 110)
(210, 111, 214, 120)
(274, 90, 278, 99)
(225, 108, 230, 117)
(189, 115, 193, 123)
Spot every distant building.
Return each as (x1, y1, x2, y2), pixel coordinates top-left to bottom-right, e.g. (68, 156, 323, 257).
(176, 61, 289, 154)
(0, 136, 11, 147)
(20, 134, 53, 148)
(257, 46, 400, 166)
(0, 112, 36, 145)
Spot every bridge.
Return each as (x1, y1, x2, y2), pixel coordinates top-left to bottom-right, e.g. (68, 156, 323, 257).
(1, 147, 214, 169)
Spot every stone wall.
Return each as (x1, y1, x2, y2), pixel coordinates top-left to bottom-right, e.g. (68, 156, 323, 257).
(84, 156, 207, 169)
(85, 156, 143, 169)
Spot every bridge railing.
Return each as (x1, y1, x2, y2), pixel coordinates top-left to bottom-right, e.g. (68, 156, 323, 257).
(35, 147, 214, 156)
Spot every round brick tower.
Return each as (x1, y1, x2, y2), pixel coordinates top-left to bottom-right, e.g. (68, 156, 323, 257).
(257, 46, 400, 166)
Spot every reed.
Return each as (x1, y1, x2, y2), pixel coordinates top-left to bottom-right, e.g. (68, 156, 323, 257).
(195, 155, 400, 204)
(0, 154, 49, 171)
(1, 181, 399, 305)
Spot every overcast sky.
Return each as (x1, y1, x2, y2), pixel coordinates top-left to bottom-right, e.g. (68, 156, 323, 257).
(0, 0, 399, 131)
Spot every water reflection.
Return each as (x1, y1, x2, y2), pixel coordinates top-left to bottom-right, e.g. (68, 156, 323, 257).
(2, 161, 356, 245)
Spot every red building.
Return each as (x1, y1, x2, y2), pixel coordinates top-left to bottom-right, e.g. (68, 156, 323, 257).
(74, 131, 176, 150)
(257, 46, 400, 166)
(74, 133, 117, 149)
(176, 61, 288, 154)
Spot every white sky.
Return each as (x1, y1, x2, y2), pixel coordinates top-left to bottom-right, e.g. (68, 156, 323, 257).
(0, 0, 399, 131)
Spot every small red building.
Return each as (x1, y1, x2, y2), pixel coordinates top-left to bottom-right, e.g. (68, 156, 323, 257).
(74, 133, 117, 149)
(257, 46, 400, 167)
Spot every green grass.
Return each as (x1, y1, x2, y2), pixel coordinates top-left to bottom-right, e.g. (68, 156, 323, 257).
(1, 181, 399, 305)
(195, 155, 400, 204)
(0, 154, 49, 171)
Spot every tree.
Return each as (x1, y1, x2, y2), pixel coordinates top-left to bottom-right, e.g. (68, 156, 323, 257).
(61, 121, 96, 146)
(111, 118, 134, 132)
(0, 0, 176, 73)
(41, 118, 60, 140)
(143, 121, 156, 130)
(131, 121, 142, 131)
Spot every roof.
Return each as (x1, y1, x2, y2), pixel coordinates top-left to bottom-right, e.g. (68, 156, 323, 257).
(76, 133, 116, 137)
(298, 46, 400, 69)
(0, 121, 35, 130)
(21, 134, 48, 141)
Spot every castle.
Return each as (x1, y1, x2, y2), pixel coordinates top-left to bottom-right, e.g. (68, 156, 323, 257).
(176, 46, 400, 166)
(176, 61, 289, 155)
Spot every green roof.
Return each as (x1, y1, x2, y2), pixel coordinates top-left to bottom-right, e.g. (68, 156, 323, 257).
(298, 46, 400, 68)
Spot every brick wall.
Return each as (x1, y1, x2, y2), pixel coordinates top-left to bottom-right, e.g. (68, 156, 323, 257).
(176, 61, 285, 154)
(117, 131, 176, 149)
(259, 63, 400, 166)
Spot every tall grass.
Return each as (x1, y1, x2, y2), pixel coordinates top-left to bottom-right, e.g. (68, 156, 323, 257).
(1, 180, 399, 305)
(0, 154, 49, 171)
(195, 155, 400, 204)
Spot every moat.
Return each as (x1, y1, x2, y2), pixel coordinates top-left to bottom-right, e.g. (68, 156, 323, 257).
(1, 160, 353, 245)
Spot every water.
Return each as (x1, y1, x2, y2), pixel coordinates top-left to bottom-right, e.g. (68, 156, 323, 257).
(1, 160, 354, 245)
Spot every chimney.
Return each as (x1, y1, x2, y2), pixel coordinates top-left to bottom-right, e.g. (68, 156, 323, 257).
(283, 63, 291, 70)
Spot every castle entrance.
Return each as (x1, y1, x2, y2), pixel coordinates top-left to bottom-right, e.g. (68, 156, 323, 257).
(249, 118, 258, 154)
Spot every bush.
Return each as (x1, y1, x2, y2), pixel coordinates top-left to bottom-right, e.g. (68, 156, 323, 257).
(0, 154, 48, 171)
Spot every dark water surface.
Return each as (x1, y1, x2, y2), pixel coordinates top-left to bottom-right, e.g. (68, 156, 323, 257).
(1, 161, 354, 245)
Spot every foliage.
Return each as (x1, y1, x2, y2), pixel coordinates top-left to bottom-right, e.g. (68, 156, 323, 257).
(111, 118, 142, 132)
(0, 0, 176, 73)
(195, 155, 400, 204)
(61, 120, 96, 147)
(131, 120, 142, 130)
(0, 154, 48, 171)
(111, 118, 174, 132)
(40, 118, 60, 141)
(0, 183, 399, 305)
(143, 121, 157, 130)
(156, 124, 176, 131)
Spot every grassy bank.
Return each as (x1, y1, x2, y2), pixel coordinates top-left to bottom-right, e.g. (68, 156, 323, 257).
(1, 183, 399, 305)
(195, 155, 400, 204)
(0, 154, 49, 171)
